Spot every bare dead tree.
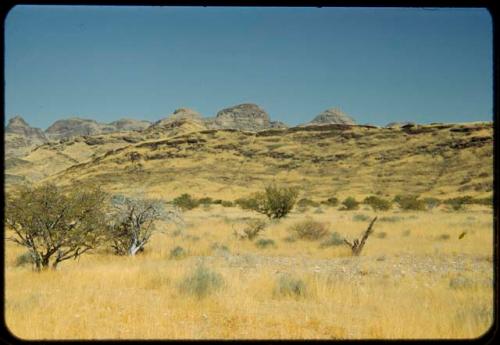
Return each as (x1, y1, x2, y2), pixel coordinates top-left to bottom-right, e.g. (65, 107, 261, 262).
(344, 216, 378, 256)
(106, 195, 183, 256)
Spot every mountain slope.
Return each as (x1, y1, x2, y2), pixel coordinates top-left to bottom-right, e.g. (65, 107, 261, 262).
(32, 122, 493, 202)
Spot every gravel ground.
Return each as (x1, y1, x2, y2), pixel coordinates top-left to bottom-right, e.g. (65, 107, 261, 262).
(198, 251, 493, 287)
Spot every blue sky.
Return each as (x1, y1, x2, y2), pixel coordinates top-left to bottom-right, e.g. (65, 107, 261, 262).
(4, 6, 492, 129)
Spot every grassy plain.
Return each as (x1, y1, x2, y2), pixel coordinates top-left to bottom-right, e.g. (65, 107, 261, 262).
(4, 204, 493, 339)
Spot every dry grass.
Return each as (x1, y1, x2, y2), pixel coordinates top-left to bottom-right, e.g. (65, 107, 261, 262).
(4, 205, 493, 340)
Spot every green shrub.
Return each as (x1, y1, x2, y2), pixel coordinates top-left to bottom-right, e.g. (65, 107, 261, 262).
(352, 213, 370, 222)
(443, 196, 475, 211)
(179, 264, 224, 298)
(322, 197, 339, 207)
(221, 200, 234, 207)
(319, 232, 345, 247)
(472, 196, 493, 206)
(235, 197, 259, 210)
(169, 246, 187, 260)
(211, 242, 230, 253)
(379, 216, 403, 222)
(172, 193, 199, 210)
(198, 197, 213, 205)
(422, 197, 441, 210)
(255, 238, 276, 249)
(363, 196, 392, 211)
(15, 252, 34, 267)
(252, 184, 299, 219)
(242, 219, 267, 240)
(274, 274, 306, 298)
(289, 218, 329, 240)
(394, 195, 426, 211)
(340, 196, 359, 210)
(297, 198, 320, 208)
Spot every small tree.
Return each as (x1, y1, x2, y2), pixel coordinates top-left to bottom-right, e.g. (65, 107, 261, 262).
(253, 184, 299, 219)
(106, 195, 181, 256)
(5, 183, 108, 271)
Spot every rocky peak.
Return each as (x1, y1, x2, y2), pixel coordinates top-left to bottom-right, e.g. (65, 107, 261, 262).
(45, 117, 103, 140)
(211, 103, 271, 131)
(306, 108, 356, 126)
(6, 116, 30, 132)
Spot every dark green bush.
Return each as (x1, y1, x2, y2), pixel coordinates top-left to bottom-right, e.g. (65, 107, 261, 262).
(394, 195, 426, 211)
(363, 196, 392, 211)
(221, 200, 234, 207)
(340, 196, 360, 210)
(172, 193, 199, 210)
(198, 197, 213, 205)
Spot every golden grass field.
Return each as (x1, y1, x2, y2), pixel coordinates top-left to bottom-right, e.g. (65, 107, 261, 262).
(4, 204, 493, 340)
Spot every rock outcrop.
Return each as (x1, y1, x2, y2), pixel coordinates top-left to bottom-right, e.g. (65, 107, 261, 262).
(109, 118, 151, 131)
(45, 117, 152, 140)
(4, 116, 48, 157)
(303, 108, 356, 126)
(207, 103, 271, 131)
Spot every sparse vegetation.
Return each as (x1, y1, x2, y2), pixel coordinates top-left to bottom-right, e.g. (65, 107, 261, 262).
(169, 246, 187, 259)
(274, 274, 307, 298)
(179, 264, 224, 299)
(322, 196, 339, 207)
(352, 213, 371, 222)
(15, 252, 34, 267)
(289, 218, 329, 240)
(363, 196, 392, 211)
(340, 196, 360, 210)
(296, 198, 320, 210)
(394, 195, 426, 211)
(255, 238, 276, 248)
(319, 232, 345, 247)
(444, 196, 474, 211)
(172, 193, 199, 210)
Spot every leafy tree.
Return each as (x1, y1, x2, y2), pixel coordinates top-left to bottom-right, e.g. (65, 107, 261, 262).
(253, 184, 299, 219)
(5, 183, 108, 271)
(106, 195, 181, 256)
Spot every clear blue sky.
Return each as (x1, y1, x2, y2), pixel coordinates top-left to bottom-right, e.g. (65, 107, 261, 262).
(4, 6, 492, 129)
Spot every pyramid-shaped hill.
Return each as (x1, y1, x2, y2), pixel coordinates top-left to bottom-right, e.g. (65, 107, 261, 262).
(303, 108, 357, 126)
